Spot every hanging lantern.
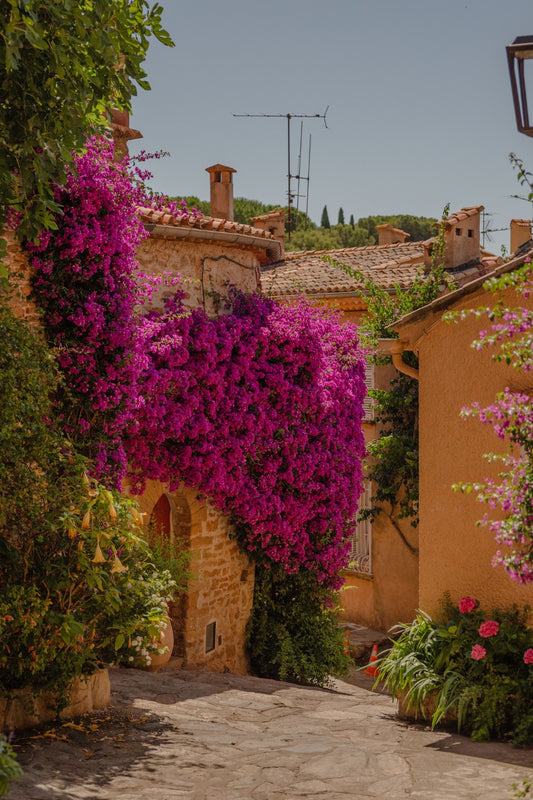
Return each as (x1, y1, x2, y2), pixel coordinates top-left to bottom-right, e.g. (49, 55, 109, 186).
(507, 36, 533, 137)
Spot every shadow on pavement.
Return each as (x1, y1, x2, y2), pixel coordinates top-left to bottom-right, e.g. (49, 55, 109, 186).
(8, 708, 177, 800)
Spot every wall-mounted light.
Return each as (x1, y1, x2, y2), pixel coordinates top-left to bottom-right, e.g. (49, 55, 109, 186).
(507, 36, 533, 137)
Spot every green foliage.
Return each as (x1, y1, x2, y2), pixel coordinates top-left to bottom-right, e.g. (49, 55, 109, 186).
(338, 207, 345, 225)
(0, 301, 176, 701)
(286, 223, 372, 252)
(512, 778, 533, 798)
(349, 214, 355, 228)
(247, 564, 351, 687)
(324, 205, 452, 537)
(357, 214, 438, 243)
(379, 596, 533, 745)
(0, 0, 173, 242)
(321, 205, 331, 229)
(0, 735, 22, 797)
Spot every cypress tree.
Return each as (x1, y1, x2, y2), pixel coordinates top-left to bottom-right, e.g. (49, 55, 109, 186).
(321, 205, 330, 229)
(349, 214, 355, 228)
(338, 207, 345, 225)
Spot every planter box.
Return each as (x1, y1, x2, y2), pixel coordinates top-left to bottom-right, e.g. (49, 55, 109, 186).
(0, 668, 110, 732)
(396, 690, 456, 725)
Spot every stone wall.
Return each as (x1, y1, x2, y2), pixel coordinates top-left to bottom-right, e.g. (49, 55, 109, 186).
(134, 480, 254, 674)
(1, 232, 41, 327)
(137, 236, 261, 315)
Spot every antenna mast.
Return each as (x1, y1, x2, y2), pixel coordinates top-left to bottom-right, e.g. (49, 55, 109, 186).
(233, 106, 328, 236)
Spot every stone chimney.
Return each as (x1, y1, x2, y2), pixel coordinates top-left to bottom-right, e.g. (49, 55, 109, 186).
(108, 108, 142, 161)
(510, 219, 532, 253)
(376, 224, 410, 246)
(423, 206, 483, 271)
(251, 209, 286, 257)
(206, 164, 236, 221)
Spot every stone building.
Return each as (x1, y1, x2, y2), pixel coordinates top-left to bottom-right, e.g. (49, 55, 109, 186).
(1, 133, 281, 674)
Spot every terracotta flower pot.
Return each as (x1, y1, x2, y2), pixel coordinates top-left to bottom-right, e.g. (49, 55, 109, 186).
(145, 616, 174, 673)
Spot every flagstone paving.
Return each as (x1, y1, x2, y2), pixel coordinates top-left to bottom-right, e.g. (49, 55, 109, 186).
(7, 666, 533, 799)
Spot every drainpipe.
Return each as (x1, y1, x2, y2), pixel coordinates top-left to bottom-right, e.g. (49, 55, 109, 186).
(389, 339, 419, 381)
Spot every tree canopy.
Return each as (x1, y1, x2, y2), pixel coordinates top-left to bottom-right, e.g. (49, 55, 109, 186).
(0, 0, 173, 246)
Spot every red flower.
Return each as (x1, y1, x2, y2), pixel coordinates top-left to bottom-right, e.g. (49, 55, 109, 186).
(524, 648, 533, 665)
(478, 620, 499, 638)
(471, 644, 487, 660)
(458, 596, 477, 613)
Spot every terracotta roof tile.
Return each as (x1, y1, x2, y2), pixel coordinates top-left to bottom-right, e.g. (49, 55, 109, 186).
(261, 237, 491, 297)
(137, 206, 275, 243)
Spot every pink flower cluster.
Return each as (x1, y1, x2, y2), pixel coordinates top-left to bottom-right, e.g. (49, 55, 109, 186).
(29, 137, 367, 588)
(458, 596, 477, 613)
(524, 648, 533, 664)
(471, 644, 487, 661)
(128, 291, 367, 587)
(478, 620, 499, 638)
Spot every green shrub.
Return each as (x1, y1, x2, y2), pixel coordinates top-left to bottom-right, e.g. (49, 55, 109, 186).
(0, 735, 22, 796)
(379, 594, 533, 745)
(0, 303, 176, 705)
(247, 564, 351, 687)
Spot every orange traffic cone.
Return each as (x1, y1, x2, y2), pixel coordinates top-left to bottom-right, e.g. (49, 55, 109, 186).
(364, 643, 379, 677)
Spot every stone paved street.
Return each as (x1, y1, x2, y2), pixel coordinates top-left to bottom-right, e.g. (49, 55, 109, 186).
(7, 666, 533, 799)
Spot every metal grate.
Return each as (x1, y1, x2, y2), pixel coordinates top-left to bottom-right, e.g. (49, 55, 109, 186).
(362, 360, 375, 421)
(349, 480, 373, 575)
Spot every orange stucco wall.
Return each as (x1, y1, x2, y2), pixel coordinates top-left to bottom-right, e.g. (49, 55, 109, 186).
(416, 287, 533, 615)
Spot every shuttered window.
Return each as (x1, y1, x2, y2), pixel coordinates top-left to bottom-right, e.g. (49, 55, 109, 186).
(362, 359, 375, 421)
(349, 480, 373, 575)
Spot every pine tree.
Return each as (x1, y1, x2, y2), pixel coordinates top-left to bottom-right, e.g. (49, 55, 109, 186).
(321, 206, 330, 229)
(338, 207, 345, 225)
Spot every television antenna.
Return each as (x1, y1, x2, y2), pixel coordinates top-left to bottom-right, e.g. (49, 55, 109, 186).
(233, 107, 329, 237)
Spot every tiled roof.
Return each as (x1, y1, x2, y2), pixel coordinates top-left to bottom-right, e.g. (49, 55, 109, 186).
(138, 207, 275, 243)
(443, 205, 484, 227)
(261, 241, 427, 296)
(261, 239, 497, 297)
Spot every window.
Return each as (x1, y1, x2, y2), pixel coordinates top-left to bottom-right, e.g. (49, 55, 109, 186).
(455, 227, 462, 236)
(363, 360, 375, 421)
(468, 229, 473, 238)
(205, 621, 216, 653)
(349, 480, 372, 575)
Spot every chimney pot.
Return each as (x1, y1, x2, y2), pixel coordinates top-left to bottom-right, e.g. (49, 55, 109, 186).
(206, 164, 236, 221)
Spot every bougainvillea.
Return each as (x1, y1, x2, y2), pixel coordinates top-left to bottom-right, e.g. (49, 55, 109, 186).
(129, 291, 366, 586)
(28, 138, 196, 484)
(29, 137, 367, 589)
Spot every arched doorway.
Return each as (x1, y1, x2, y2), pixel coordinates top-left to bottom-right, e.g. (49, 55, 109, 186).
(149, 491, 191, 659)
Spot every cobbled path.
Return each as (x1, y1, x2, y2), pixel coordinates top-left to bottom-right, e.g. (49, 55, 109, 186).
(6, 666, 533, 799)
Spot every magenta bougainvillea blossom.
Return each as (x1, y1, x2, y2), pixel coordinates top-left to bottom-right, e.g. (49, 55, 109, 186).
(470, 644, 487, 661)
(478, 620, 499, 638)
(524, 648, 533, 664)
(128, 290, 367, 586)
(29, 137, 367, 588)
(458, 596, 477, 614)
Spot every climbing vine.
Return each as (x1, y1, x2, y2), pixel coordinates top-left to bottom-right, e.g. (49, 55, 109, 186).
(324, 206, 453, 548)
(29, 137, 368, 591)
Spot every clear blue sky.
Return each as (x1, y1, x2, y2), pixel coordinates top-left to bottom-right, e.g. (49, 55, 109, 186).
(131, 0, 533, 254)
